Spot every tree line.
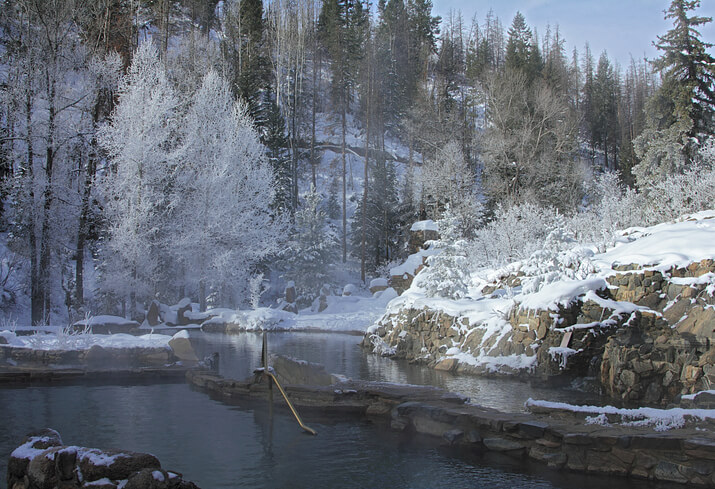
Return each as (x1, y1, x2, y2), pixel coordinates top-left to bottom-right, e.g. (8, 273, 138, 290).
(0, 0, 713, 322)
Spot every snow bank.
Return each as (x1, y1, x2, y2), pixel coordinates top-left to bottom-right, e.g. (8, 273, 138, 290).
(410, 220, 438, 232)
(526, 398, 715, 431)
(73, 315, 137, 328)
(369, 278, 388, 288)
(390, 249, 438, 277)
(595, 212, 715, 272)
(0, 330, 172, 351)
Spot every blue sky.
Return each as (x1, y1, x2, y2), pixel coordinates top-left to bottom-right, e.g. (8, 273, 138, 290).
(432, 0, 715, 66)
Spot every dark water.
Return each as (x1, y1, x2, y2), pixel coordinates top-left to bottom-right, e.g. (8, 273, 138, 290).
(0, 383, 672, 489)
(0, 332, 671, 489)
(191, 331, 601, 413)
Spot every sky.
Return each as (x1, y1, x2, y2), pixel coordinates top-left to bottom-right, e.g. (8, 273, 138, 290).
(432, 0, 715, 66)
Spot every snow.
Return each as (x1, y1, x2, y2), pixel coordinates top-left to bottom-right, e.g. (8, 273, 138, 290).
(682, 390, 715, 401)
(390, 249, 438, 277)
(79, 449, 126, 467)
(200, 288, 399, 334)
(410, 220, 438, 232)
(73, 315, 137, 328)
(152, 470, 165, 482)
(370, 278, 388, 288)
(526, 398, 715, 431)
(172, 330, 190, 340)
(85, 479, 115, 487)
(595, 212, 715, 272)
(11, 431, 62, 460)
(548, 347, 582, 368)
(0, 330, 172, 351)
(516, 277, 608, 312)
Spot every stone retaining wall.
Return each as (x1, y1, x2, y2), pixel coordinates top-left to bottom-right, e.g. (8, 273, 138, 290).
(365, 259, 715, 405)
(187, 369, 715, 487)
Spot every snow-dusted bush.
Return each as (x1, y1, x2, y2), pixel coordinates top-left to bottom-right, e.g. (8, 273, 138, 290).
(419, 140, 483, 235)
(469, 202, 563, 267)
(573, 171, 643, 248)
(641, 165, 715, 225)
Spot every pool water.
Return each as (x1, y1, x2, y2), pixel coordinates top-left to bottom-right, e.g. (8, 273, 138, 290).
(0, 332, 674, 489)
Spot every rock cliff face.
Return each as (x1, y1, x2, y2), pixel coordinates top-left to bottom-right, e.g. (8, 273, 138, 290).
(364, 259, 715, 405)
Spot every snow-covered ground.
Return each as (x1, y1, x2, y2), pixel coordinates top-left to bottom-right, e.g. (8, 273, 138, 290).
(203, 288, 398, 334)
(526, 398, 715, 432)
(0, 329, 177, 351)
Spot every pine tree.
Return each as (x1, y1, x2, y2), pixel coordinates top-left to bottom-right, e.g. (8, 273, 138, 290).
(351, 158, 400, 272)
(505, 12, 533, 77)
(318, 0, 368, 262)
(652, 0, 715, 140)
(285, 185, 338, 306)
(590, 52, 620, 170)
(633, 0, 715, 185)
(263, 96, 292, 214)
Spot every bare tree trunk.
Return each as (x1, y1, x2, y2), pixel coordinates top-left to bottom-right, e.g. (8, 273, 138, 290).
(26, 68, 42, 324)
(361, 64, 370, 283)
(291, 64, 299, 210)
(39, 72, 57, 321)
(341, 102, 347, 263)
(311, 37, 318, 188)
(199, 279, 207, 312)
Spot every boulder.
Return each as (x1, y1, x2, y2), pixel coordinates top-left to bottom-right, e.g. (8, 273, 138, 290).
(270, 355, 336, 386)
(285, 282, 296, 304)
(176, 299, 193, 326)
(146, 300, 161, 326)
(78, 448, 161, 482)
(8, 431, 201, 489)
(168, 333, 199, 363)
(369, 278, 388, 295)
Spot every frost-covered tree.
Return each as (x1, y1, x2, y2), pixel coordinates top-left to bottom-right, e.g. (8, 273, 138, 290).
(174, 70, 288, 310)
(415, 209, 470, 299)
(2, 0, 119, 323)
(419, 140, 483, 235)
(284, 185, 338, 306)
(98, 43, 178, 317)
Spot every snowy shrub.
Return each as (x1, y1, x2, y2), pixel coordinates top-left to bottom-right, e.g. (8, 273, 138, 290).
(419, 140, 484, 235)
(573, 171, 643, 248)
(248, 274, 266, 310)
(470, 202, 563, 268)
(641, 165, 715, 225)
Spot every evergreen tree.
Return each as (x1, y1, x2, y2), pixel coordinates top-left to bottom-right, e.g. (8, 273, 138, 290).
(505, 12, 538, 80)
(285, 186, 338, 306)
(633, 0, 715, 184)
(318, 0, 368, 262)
(222, 0, 269, 124)
(351, 158, 400, 272)
(653, 0, 715, 140)
(590, 52, 620, 170)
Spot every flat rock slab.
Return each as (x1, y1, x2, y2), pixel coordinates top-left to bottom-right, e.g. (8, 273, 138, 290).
(0, 365, 193, 385)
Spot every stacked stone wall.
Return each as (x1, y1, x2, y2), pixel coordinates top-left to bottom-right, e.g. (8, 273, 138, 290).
(365, 259, 715, 404)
